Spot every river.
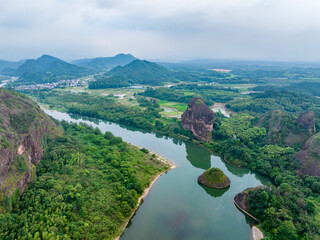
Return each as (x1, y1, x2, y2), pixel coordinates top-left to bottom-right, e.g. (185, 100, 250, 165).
(45, 110, 269, 240)
(211, 102, 235, 117)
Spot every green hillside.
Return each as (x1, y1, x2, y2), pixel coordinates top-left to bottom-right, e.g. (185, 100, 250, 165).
(9, 55, 93, 86)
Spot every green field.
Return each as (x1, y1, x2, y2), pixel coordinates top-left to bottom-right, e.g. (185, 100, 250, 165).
(158, 100, 188, 112)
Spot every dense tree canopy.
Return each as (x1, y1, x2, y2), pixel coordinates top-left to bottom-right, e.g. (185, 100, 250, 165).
(0, 121, 169, 239)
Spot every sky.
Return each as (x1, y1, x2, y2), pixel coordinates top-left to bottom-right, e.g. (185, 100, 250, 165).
(1, 0, 320, 62)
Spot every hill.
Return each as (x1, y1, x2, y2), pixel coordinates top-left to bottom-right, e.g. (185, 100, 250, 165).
(16, 55, 92, 76)
(0, 60, 25, 75)
(8, 55, 94, 86)
(198, 168, 230, 188)
(256, 110, 316, 148)
(0, 91, 172, 239)
(0, 89, 62, 213)
(181, 97, 214, 142)
(72, 53, 136, 71)
(89, 59, 177, 89)
(295, 132, 320, 176)
(89, 59, 177, 88)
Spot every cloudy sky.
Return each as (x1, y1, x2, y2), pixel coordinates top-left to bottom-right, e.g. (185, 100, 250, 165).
(1, 0, 320, 61)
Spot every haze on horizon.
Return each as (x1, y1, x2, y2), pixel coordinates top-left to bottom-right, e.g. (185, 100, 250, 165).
(1, 0, 320, 62)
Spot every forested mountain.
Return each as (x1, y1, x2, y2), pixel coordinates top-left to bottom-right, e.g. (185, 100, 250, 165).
(72, 53, 136, 71)
(6, 55, 94, 86)
(89, 59, 177, 88)
(0, 89, 62, 213)
(15, 55, 92, 76)
(0, 60, 25, 72)
(0, 90, 171, 239)
(109, 59, 176, 85)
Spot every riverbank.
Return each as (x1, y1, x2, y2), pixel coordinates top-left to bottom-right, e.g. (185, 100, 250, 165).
(41, 107, 268, 239)
(251, 226, 264, 240)
(114, 150, 176, 240)
(233, 193, 260, 223)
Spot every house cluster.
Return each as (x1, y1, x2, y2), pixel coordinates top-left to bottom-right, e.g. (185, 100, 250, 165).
(15, 78, 92, 91)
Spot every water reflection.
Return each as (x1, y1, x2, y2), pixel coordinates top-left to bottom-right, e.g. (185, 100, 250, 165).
(198, 182, 229, 198)
(185, 142, 211, 170)
(222, 160, 250, 178)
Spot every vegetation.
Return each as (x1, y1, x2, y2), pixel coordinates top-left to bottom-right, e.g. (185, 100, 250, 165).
(0, 88, 63, 214)
(253, 82, 320, 97)
(23, 89, 194, 139)
(198, 168, 230, 188)
(15, 60, 320, 239)
(6, 55, 93, 86)
(0, 60, 24, 72)
(202, 168, 226, 183)
(141, 84, 242, 106)
(107, 59, 177, 86)
(158, 100, 188, 112)
(227, 90, 320, 116)
(89, 75, 130, 89)
(72, 53, 136, 71)
(0, 121, 170, 239)
(205, 111, 320, 239)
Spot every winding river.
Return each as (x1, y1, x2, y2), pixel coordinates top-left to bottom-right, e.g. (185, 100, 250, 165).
(45, 110, 269, 240)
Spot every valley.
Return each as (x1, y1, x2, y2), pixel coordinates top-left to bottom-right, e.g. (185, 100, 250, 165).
(1, 54, 320, 240)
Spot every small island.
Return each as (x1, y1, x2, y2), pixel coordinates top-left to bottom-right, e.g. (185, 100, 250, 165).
(198, 167, 231, 188)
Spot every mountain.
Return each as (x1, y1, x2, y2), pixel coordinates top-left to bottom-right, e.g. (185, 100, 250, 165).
(256, 110, 315, 148)
(8, 55, 94, 86)
(109, 59, 176, 85)
(72, 53, 136, 71)
(295, 132, 320, 177)
(16, 55, 91, 76)
(89, 59, 178, 88)
(181, 97, 214, 142)
(0, 89, 62, 213)
(0, 60, 25, 74)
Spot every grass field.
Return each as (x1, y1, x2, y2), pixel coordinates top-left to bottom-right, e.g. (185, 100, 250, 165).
(55, 86, 143, 107)
(158, 100, 188, 112)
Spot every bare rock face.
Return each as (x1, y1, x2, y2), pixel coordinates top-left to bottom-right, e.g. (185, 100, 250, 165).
(297, 111, 315, 135)
(181, 98, 214, 142)
(234, 186, 264, 223)
(295, 132, 320, 177)
(257, 110, 315, 146)
(0, 89, 62, 213)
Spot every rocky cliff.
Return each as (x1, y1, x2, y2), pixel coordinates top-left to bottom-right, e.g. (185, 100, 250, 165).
(295, 132, 320, 177)
(257, 110, 315, 147)
(0, 89, 62, 213)
(297, 111, 316, 134)
(181, 98, 214, 142)
(234, 186, 264, 223)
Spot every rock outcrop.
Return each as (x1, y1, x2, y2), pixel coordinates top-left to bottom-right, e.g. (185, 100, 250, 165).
(257, 110, 315, 147)
(295, 132, 320, 177)
(181, 98, 214, 142)
(234, 186, 264, 223)
(297, 111, 315, 135)
(0, 89, 62, 213)
(198, 168, 230, 188)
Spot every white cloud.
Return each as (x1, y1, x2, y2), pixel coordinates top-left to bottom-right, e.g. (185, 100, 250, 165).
(0, 0, 320, 61)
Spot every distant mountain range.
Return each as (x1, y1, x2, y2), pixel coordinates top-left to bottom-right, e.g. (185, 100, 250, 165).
(72, 53, 136, 71)
(17, 55, 91, 76)
(0, 54, 203, 88)
(0, 60, 25, 73)
(3, 55, 94, 86)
